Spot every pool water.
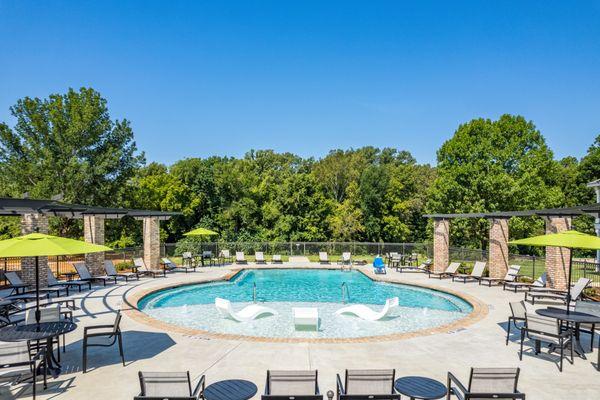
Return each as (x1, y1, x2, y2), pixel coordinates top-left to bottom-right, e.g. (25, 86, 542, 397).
(138, 269, 472, 339)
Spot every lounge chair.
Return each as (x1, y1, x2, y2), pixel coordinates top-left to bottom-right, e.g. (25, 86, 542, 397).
(574, 300, 600, 352)
(520, 312, 573, 371)
(447, 368, 525, 399)
(182, 252, 196, 268)
(105, 260, 139, 281)
(479, 265, 521, 287)
(135, 371, 205, 400)
(319, 252, 330, 264)
(134, 258, 166, 278)
(452, 261, 486, 284)
(506, 301, 526, 345)
(338, 252, 352, 266)
(336, 369, 400, 400)
(272, 254, 283, 264)
(524, 277, 591, 305)
(428, 262, 460, 279)
(74, 262, 117, 286)
(396, 259, 431, 273)
(215, 297, 276, 322)
(263, 370, 322, 400)
(372, 257, 386, 274)
(4, 271, 68, 297)
(219, 249, 233, 264)
(335, 297, 398, 321)
(162, 257, 194, 273)
(255, 252, 267, 264)
(47, 269, 91, 292)
(83, 311, 125, 373)
(503, 272, 547, 292)
(235, 251, 248, 264)
(0, 341, 45, 399)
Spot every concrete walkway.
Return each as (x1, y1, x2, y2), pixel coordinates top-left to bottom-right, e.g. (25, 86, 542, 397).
(2, 264, 599, 399)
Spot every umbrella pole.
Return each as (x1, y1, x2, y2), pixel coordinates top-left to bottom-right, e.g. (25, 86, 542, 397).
(35, 255, 41, 327)
(566, 249, 573, 312)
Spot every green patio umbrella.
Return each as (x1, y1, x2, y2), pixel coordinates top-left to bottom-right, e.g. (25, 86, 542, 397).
(0, 233, 112, 325)
(183, 227, 219, 237)
(509, 230, 600, 305)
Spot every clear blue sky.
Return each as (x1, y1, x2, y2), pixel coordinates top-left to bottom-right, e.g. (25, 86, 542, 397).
(1, 1, 599, 165)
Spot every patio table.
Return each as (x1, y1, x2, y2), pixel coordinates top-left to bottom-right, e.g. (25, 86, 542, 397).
(394, 376, 447, 400)
(536, 307, 600, 358)
(204, 379, 257, 400)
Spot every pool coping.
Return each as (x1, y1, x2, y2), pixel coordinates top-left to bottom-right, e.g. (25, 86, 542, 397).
(123, 266, 488, 344)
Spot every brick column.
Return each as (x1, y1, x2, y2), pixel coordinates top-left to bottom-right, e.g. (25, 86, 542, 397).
(545, 216, 572, 290)
(20, 213, 49, 287)
(488, 218, 509, 279)
(143, 217, 161, 269)
(84, 215, 106, 275)
(433, 218, 450, 273)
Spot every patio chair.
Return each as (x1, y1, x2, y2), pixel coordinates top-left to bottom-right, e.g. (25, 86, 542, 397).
(524, 277, 591, 305)
(397, 259, 432, 273)
(263, 370, 322, 400)
(105, 260, 139, 281)
(162, 257, 194, 273)
(134, 258, 166, 278)
(47, 268, 91, 292)
(25, 305, 65, 360)
(520, 312, 573, 372)
(480, 265, 521, 287)
(452, 261, 486, 284)
(319, 252, 330, 264)
(574, 300, 600, 352)
(4, 271, 68, 297)
(0, 341, 45, 399)
(182, 252, 196, 268)
(135, 371, 205, 400)
(447, 368, 524, 399)
(428, 262, 461, 279)
(336, 369, 400, 400)
(236, 252, 248, 264)
(201, 251, 216, 266)
(74, 262, 117, 286)
(219, 249, 233, 264)
(255, 251, 267, 264)
(506, 301, 526, 345)
(272, 254, 283, 264)
(503, 272, 547, 292)
(338, 252, 352, 266)
(83, 311, 125, 373)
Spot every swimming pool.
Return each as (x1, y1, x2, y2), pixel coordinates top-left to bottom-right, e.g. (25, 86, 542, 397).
(138, 269, 473, 339)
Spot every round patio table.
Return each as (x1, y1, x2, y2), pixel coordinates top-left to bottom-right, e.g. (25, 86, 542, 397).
(0, 321, 77, 378)
(204, 379, 258, 400)
(536, 307, 600, 358)
(394, 376, 447, 400)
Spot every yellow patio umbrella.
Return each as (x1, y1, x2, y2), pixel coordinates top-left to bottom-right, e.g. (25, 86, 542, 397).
(0, 233, 112, 325)
(509, 230, 600, 304)
(183, 227, 219, 237)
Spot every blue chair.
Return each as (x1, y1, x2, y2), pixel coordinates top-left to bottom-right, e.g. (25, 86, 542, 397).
(373, 257, 386, 274)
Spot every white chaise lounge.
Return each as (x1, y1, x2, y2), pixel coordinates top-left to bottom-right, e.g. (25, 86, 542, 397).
(335, 297, 399, 321)
(215, 297, 276, 322)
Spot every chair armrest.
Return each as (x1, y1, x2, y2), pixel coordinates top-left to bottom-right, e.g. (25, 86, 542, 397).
(84, 324, 114, 333)
(336, 374, 345, 396)
(192, 374, 205, 399)
(447, 372, 468, 398)
(465, 392, 525, 399)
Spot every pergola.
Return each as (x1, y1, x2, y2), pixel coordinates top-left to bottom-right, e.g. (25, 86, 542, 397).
(0, 197, 181, 287)
(424, 203, 600, 290)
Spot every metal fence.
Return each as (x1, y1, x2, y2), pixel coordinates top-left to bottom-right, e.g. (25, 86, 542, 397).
(572, 260, 600, 285)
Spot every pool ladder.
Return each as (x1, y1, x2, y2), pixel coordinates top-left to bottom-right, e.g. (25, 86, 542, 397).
(341, 282, 349, 304)
(253, 282, 257, 303)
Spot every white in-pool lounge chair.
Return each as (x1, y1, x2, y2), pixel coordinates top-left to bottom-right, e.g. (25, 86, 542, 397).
(335, 297, 399, 321)
(215, 297, 276, 322)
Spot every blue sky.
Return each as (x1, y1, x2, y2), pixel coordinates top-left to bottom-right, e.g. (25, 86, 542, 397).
(1, 1, 599, 165)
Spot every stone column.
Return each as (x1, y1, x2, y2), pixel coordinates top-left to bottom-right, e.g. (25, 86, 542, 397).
(84, 215, 106, 275)
(20, 213, 49, 287)
(545, 216, 572, 290)
(488, 218, 509, 279)
(143, 217, 161, 269)
(433, 218, 450, 273)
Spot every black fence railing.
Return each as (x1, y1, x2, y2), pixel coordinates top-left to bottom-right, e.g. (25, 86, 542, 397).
(572, 260, 600, 286)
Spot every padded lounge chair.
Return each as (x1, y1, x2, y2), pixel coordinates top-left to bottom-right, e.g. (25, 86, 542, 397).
(135, 371, 205, 400)
(235, 252, 248, 264)
(452, 261, 486, 284)
(524, 277, 591, 305)
(162, 258, 194, 273)
(397, 259, 431, 273)
(338, 252, 352, 266)
(215, 297, 276, 322)
(105, 260, 139, 281)
(134, 258, 166, 278)
(263, 370, 322, 400)
(272, 254, 283, 264)
(182, 252, 196, 269)
(5, 271, 68, 297)
(520, 312, 573, 372)
(336, 369, 400, 400)
(47, 269, 91, 292)
(506, 301, 526, 345)
(319, 252, 330, 264)
(428, 262, 460, 279)
(219, 249, 233, 264)
(83, 311, 125, 373)
(335, 297, 398, 321)
(447, 368, 524, 399)
(480, 265, 521, 287)
(74, 262, 117, 286)
(503, 272, 547, 292)
(255, 252, 267, 264)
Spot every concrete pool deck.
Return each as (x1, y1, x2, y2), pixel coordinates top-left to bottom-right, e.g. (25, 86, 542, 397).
(1, 264, 599, 399)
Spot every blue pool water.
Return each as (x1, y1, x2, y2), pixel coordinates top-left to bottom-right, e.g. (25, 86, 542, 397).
(139, 269, 472, 339)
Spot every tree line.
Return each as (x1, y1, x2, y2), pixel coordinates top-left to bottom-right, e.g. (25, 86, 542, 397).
(1, 88, 598, 251)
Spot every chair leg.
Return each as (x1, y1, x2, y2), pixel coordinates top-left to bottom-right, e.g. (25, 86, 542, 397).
(506, 317, 512, 345)
(559, 341, 564, 372)
(63, 333, 66, 353)
(118, 333, 125, 366)
(82, 337, 88, 373)
(519, 330, 525, 360)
